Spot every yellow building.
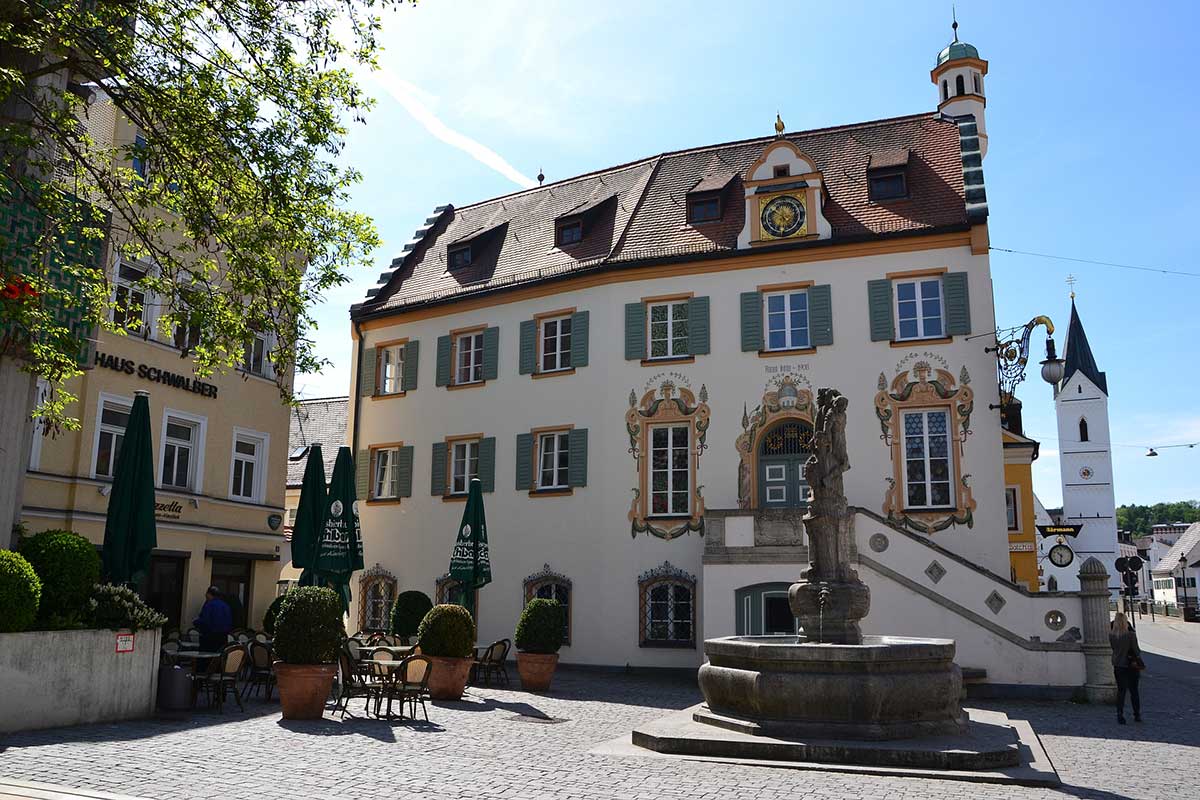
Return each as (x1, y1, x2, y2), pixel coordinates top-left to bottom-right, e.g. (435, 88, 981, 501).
(19, 91, 292, 632)
(1003, 426, 1041, 591)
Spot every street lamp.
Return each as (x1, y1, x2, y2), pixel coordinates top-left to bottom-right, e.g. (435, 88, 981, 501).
(1179, 560, 1191, 619)
(988, 316, 1062, 412)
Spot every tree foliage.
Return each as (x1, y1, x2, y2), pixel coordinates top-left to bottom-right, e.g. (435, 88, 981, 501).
(1, 0, 409, 425)
(1117, 501, 1200, 537)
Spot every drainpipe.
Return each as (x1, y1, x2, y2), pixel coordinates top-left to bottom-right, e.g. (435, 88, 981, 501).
(351, 320, 363, 456)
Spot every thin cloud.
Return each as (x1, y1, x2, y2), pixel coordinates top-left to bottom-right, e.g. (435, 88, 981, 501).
(369, 70, 537, 189)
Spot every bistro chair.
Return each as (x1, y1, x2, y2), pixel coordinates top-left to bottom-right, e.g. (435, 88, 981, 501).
(192, 644, 247, 713)
(253, 631, 271, 644)
(241, 641, 276, 701)
(369, 649, 399, 717)
(335, 647, 382, 719)
(163, 629, 181, 644)
(397, 655, 433, 722)
(472, 639, 511, 687)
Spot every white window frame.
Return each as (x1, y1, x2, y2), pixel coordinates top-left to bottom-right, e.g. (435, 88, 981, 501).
(157, 408, 207, 493)
(229, 427, 269, 504)
(1005, 486, 1020, 532)
(450, 439, 480, 495)
(91, 391, 135, 479)
(243, 332, 272, 379)
(763, 289, 810, 351)
(648, 423, 691, 517)
(901, 408, 953, 510)
(29, 378, 50, 470)
(379, 343, 405, 395)
(893, 277, 945, 341)
(540, 315, 572, 373)
(454, 332, 484, 385)
(372, 446, 401, 499)
(646, 300, 689, 360)
(537, 431, 570, 490)
(111, 258, 155, 333)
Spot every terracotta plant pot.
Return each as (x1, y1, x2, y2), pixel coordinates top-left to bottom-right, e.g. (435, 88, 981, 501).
(516, 652, 559, 692)
(426, 655, 472, 700)
(274, 662, 337, 720)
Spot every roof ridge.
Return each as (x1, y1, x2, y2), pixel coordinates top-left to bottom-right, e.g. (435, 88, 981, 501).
(296, 395, 349, 404)
(452, 111, 941, 214)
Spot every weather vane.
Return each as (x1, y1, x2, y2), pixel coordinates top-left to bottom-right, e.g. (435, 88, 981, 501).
(1065, 273, 1077, 299)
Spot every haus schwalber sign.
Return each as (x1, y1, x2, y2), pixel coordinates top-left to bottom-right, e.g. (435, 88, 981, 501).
(93, 352, 219, 398)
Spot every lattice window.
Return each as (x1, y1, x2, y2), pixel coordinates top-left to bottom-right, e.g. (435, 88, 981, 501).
(638, 562, 696, 648)
(435, 573, 474, 609)
(759, 420, 814, 456)
(357, 564, 397, 633)
(524, 564, 572, 645)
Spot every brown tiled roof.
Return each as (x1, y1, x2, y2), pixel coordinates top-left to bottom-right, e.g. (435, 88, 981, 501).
(357, 112, 973, 316)
(868, 149, 911, 169)
(286, 396, 349, 488)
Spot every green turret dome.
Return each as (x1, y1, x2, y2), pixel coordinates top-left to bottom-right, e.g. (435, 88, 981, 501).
(936, 40, 979, 67)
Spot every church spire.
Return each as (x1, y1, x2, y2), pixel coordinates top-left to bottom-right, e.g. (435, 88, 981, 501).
(1062, 299, 1107, 395)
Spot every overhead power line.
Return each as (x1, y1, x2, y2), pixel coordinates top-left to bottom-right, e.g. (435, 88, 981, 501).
(990, 247, 1200, 279)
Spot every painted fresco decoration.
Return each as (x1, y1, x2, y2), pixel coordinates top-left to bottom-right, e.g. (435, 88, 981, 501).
(735, 372, 815, 509)
(626, 374, 710, 540)
(874, 358, 976, 534)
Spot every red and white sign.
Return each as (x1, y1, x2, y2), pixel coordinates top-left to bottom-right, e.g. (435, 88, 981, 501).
(115, 633, 135, 653)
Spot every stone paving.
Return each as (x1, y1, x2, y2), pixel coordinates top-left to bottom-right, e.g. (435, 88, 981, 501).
(1, 640, 1197, 800)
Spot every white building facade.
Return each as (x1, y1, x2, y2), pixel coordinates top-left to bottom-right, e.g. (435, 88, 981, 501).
(345, 30, 1102, 691)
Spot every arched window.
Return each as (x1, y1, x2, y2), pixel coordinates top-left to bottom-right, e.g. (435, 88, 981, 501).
(524, 564, 572, 645)
(941, 80, 948, 101)
(955, 74, 965, 96)
(357, 563, 397, 633)
(973, 72, 981, 93)
(1047, 575, 1058, 592)
(638, 562, 696, 648)
(435, 573, 475, 610)
(1079, 418, 1089, 442)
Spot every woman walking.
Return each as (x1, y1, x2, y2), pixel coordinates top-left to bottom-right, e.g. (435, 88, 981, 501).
(1109, 612, 1143, 724)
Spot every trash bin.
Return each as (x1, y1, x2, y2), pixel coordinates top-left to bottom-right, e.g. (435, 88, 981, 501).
(157, 664, 192, 711)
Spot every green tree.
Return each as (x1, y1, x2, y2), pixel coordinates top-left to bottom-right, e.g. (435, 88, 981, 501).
(1, 0, 411, 426)
(1117, 501, 1200, 536)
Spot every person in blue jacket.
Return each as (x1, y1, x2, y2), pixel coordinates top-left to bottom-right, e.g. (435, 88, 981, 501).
(194, 586, 233, 655)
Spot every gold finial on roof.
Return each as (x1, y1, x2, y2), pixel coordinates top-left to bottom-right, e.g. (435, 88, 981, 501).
(775, 112, 785, 137)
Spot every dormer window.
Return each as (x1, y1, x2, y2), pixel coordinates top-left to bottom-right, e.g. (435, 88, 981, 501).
(556, 218, 583, 247)
(687, 194, 721, 224)
(773, 165, 790, 178)
(868, 170, 907, 201)
(448, 245, 472, 269)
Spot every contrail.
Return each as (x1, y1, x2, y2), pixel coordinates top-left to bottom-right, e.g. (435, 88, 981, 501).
(370, 69, 537, 190)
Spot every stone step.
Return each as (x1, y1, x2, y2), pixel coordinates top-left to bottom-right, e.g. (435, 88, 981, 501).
(962, 667, 988, 683)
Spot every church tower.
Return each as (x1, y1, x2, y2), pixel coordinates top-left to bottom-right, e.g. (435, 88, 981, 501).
(1046, 298, 1119, 593)
(931, 16, 989, 158)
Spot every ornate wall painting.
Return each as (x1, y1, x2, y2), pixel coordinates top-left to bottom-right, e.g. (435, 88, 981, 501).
(735, 372, 815, 509)
(874, 359, 976, 533)
(626, 374, 710, 540)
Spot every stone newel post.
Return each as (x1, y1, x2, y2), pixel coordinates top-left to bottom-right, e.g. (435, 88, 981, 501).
(1077, 556, 1117, 703)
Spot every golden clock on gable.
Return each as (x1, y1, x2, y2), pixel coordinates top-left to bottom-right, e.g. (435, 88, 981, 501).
(758, 194, 808, 240)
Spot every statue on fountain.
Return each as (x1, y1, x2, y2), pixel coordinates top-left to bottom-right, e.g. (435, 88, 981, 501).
(790, 388, 871, 643)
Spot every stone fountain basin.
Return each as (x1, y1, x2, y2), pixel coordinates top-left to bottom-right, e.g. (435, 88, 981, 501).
(698, 635, 966, 741)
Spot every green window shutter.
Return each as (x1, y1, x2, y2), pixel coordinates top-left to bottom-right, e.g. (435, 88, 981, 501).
(430, 442, 447, 496)
(435, 335, 452, 386)
(809, 284, 833, 347)
(571, 310, 589, 368)
(740, 291, 763, 351)
(568, 428, 588, 488)
(518, 320, 537, 375)
(482, 326, 500, 381)
(401, 340, 419, 391)
(515, 433, 534, 490)
(397, 445, 414, 498)
(478, 436, 496, 492)
(867, 280, 895, 342)
(360, 347, 377, 397)
(356, 448, 371, 499)
(624, 302, 646, 360)
(943, 272, 971, 336)
(688, 296, 710, 355)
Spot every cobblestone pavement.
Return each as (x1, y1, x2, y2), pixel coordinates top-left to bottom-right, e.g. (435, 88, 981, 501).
(2, 644, 1197, 800)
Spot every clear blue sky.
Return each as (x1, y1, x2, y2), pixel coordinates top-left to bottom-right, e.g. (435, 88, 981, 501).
(301, 0, 1200, 508)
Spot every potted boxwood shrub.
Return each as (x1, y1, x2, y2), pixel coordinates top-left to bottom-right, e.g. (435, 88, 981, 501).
(514, 598, 564, 692)
(389, 590, 433, 645)
(272, 586, 344, 719)
(416, 604, 475, 700)
(262, 590, 293, 636)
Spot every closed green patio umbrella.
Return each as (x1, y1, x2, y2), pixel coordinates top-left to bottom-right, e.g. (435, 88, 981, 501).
(102, 390, 157, 586)
(291, 444, 327, 587)
(448, 477, 492, 622)
(314, 446, 364, 612)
